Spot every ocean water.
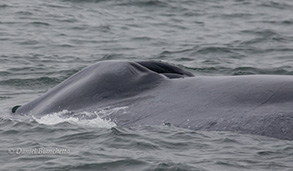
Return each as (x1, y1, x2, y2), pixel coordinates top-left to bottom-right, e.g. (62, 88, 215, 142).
(1, 0, 293, 170)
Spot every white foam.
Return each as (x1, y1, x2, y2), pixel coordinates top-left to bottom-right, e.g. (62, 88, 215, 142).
(33, 106, 128, 128)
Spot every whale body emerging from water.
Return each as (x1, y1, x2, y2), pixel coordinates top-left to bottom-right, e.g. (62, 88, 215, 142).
(13, 60, 293, 140)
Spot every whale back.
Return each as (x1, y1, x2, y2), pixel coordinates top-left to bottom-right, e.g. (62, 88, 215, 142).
(14, 61, 193, 116)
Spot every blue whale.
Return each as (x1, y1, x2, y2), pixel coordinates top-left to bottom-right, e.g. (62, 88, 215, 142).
(13, 60, 293, 140)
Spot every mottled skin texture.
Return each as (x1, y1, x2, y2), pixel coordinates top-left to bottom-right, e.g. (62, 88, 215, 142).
(14, 61, 293, 140)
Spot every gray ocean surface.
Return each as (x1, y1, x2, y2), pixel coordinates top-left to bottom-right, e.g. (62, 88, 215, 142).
(1, 0, 293, 170)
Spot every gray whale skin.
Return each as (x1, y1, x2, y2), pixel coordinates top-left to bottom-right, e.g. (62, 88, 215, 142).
(13, 60, 293, 140)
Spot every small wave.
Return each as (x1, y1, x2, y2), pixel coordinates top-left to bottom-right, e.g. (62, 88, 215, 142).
(187, 65, 293, 76)
(62, 0, 108, 3)
(29, 21, 51, 26)
(259, 1, 293, 10)
(261, 19, 293, 25)
(0, 4, 10, 8)
(0, 77, 60, 89)
(15, 11, 33, 15)
(117, 0, 169, 7)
